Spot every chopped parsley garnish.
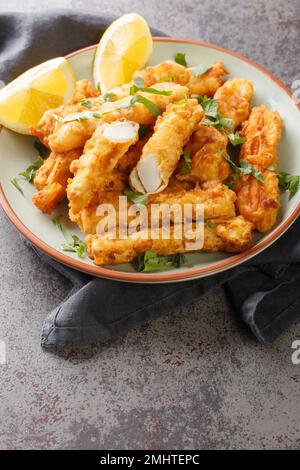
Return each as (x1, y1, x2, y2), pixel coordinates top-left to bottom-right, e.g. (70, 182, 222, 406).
(19, 156, 44, 183)
(10, 155, 45, 194)
(196, 96, 234, 132)
(224, 181, 235, 189)
(137, 250, 186, 272)
(34, 140, 48, 158)
(138, 124, 152, 139)
(53, 216, 86, 258)
(61, 235, 87, 258)
(222, 151, 264, 183)
(133, 76, 145, 88)
(174, 52, 188, 67)
(61, 111, 102, 123)
(10, 178, 24, 195)
(204, 218, 214, 228)
(130, 76, 172, 96)
(228, 132, 246, 146)
(130, 95, 162, 117)
(80, 99, 94, 108)
(124, 188, 148, 206)
(103, 92, 117, 102)
(192, 65, 212, 77)
(175, 99, 188, 106)
(278, 172, 300, 199)
(267, 164, 277, 171)
(159, 74, 175, 82)
(181, 151, 192, 175)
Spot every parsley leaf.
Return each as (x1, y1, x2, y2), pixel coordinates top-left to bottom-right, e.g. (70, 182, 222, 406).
(61, 235, 87, 258)
(192, 65, 212, 77)
(267, 164, 277, 171)
(10, 178, 24, 195)
(130, 76, 172, 96)
(222, 152, 264, 183)
(204, 218, 214, 228)
(201, 98, 218, 118)
(225, 181, 235, 189)
(34, 140, 48, 158)
(278, 172, 300, 199)
(159, 74, 175, 82)
(53, 217, 86, 257)
(174, 52, 187, 67)
(130, 95, 162, 117)
(181, 151, 192, 175)
(137, 251, 186, 272)
(124, 188, 148, 206)
(196, 97, 234, 132)
(19, 156, 44, 183)
(103, 92, 117, 102)
(62, 111, 102, 123)
(80, 99, 94, 108)
(228, 132, 246, 146)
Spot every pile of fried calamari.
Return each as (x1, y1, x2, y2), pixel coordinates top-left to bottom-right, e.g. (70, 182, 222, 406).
(31, 59, 283, 267)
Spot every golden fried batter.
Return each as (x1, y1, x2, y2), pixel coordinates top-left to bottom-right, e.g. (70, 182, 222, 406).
(86, 215, 253, 265)
(177, 123, 230, 183)
(30, 80, 100, 147)
(188, 61, 228, 97)
(214, 78, 253, 129)
(48, 82, 189, 153)
(32, 149, 82, 214)
(240, 105, 283, 168)
(71, 182, 236, 235)
(236, 168, 280, 233)
(130, 99, 203, 194)
(67, 121, 139, 216)
(235, 106, 283, 232)
(137, 60, 228, 97)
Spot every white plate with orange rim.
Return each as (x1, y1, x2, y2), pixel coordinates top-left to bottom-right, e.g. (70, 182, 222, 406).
(1, 37, 300, 283)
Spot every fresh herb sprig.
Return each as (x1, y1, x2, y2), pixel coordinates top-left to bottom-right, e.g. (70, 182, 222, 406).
(196, 96, 234, 132)
(10, 177, 24, 195)
(181, 151, 192, 175)
(103, 92, 117, 102)
(80, 99, 94, 108)
(130, 76, 172, 96)
(61, 235, 87, 258)
(10, 155, 45, 194)
(222, 151, 264, 183)
(174, 52, 188, 67)
(124, 188, 148, 206)
(137, 250, 186, 272)
(19, 156, 44, 183)
(278, 172, 300, 199)
(53, 216, 87, 258)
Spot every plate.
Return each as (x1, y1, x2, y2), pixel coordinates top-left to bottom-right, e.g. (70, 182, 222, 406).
(1, 38, 300, 283)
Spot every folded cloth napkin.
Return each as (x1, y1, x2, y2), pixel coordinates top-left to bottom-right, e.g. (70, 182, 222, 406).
(1, 10, 300, 347)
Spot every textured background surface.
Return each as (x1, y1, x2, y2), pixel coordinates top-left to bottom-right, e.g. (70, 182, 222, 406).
(1, 0, 300, 450)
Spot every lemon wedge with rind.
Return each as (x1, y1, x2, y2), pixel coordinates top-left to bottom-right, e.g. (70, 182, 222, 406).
(0, 57, 75, 134)
(94, 13, 153, 93)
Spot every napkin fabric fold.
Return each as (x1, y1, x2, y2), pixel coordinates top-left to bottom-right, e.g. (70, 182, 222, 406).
(1, 10, 300, 347)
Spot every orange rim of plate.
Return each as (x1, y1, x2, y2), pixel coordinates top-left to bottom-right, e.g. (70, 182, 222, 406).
(0, 37, 300, 283)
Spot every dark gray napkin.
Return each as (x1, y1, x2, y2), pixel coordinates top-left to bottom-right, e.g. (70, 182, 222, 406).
(1, 10, 300, 347)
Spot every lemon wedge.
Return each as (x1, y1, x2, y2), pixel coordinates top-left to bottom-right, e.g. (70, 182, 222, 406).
(93, 13, 153, 93)
(0, 57, 76, 134)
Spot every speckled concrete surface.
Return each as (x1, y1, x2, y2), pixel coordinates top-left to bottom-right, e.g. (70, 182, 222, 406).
(1, 0, 300, 450)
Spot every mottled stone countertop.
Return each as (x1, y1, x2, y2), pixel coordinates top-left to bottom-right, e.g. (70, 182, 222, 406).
(0, 0, 300, 450)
